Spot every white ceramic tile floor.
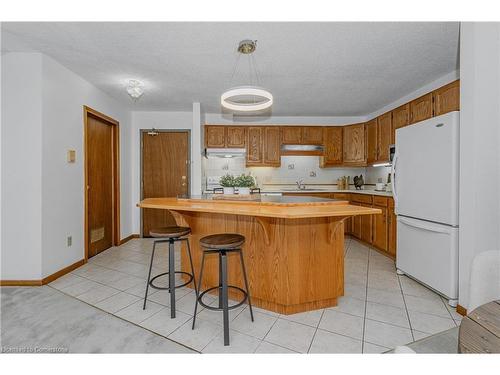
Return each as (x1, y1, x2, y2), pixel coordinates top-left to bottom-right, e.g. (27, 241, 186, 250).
(48, 237, 461, 353)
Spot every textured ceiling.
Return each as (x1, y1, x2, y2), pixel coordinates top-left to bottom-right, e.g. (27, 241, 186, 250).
(1, 22, 459, 115)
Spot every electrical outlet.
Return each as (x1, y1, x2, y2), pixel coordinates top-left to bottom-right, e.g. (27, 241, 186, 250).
(288, 164, 295, 170)
(67, 236, 72, 247)
(309, 171, 317, 177)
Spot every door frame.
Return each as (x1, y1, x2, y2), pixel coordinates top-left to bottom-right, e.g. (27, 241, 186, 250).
(83, 105, 120, 261)
(140, 129, 191, 237)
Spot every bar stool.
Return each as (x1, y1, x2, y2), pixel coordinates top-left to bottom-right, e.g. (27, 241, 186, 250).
(192, 233, 254, 346)
(143, 226, 197, 319)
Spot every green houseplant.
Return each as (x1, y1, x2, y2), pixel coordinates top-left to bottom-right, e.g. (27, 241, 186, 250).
(234, 174, 255, 195)
(219, 174, 236, 194)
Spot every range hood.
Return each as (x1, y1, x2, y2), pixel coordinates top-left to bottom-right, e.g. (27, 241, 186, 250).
(280, 144, 324, 156)
(205, 148, 246, 158)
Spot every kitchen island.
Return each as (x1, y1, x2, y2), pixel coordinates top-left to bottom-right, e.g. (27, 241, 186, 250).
(138, 195, 380, 314)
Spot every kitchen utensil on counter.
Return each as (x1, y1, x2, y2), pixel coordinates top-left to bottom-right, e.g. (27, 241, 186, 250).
(375, 182, 386, 191)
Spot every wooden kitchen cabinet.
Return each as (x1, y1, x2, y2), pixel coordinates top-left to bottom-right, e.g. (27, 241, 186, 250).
(388, 198, 397, 258)
(226, 126, 246, 148)
(281, 127, 302, 144)
(433, 80, 460, 116)
(246, 127, 263, 166)
(409, 93, 433, 124)
(372, 197, 388, 252)
(302, 126, 323, 144)
(263, 127, 281, 166)
(320, 127, 343, 167)
(391, 103, 410, 144)
(360, 203, 373, 244)
(205, 126, 226, 148)
(377, 112, 392, 162)
(366, 119, 378, 165)
(343, 123, 366, 166)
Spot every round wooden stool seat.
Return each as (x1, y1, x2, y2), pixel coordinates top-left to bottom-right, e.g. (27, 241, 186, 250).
(199, 233, 245, 250)
(149, 226, 191, 238)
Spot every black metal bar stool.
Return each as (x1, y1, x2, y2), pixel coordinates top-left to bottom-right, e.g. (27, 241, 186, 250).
(192, 233, 254, 346)
(143, 226, 197, 319)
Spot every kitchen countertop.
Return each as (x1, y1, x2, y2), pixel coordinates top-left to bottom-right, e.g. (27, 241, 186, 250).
(245, 185, 392, 197)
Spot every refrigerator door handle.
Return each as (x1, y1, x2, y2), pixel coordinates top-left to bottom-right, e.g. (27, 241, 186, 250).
(399, 217, 452, 234)
(391, 152, 398, 210)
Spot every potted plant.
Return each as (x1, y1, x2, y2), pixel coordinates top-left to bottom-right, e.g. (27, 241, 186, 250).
(234, 174, 255, 195)
(219, 174, 236, 194)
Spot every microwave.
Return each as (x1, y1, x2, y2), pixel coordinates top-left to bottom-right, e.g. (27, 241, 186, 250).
(389, 144, 396, 164)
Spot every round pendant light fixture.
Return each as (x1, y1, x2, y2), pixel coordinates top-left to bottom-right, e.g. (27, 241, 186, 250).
(221, 40, 273, 113)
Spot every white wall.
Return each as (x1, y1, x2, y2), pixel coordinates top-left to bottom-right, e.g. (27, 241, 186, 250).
(40, 54, 132, 277)
(130, 110, 193, 234)
(458, 23, 500, 309)
(1, 52, 133, 279)
(1, 53, 43, 280)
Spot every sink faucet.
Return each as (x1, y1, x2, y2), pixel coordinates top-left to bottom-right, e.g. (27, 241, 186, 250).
(296, 179, 306, 190)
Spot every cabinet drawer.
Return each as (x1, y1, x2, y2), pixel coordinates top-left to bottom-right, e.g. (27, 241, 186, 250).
(332, 193, 350, 201)
(373, 196, 389, 207)
(351, 193, 373, 204)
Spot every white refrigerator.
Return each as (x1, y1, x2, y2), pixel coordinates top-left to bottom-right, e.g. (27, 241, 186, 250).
(392, 111, 459, 307)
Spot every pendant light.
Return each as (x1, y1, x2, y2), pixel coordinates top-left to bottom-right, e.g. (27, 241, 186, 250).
(221, 40, 273, 113)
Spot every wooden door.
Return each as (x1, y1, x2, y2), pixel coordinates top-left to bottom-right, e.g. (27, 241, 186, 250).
(343, 123, 366, 166)
(377, 112, 392, 162)
(388, 198, 397, 258)
(409, 93, 433, 124)
(372, 205, 388, 252)
(263, 127, 281, 166)
(246, 127, 263, 166)
(142, 131, 189, 237)
(392, 103, 410, 144)
(226, 126, 246, 148)
(205, 126, 225, 147)
(302, 126, 323, 144)
(366, 119, 378, 164)
(85, 109, 119, 258)
(434, 80, 460, 116)
(320, 127, 343, 167)
(281, 127, 302, 144)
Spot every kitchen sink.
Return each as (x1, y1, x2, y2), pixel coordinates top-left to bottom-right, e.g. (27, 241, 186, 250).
(280, 188, 328, 192)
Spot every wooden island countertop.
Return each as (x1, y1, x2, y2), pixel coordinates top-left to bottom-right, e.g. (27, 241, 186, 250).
(138, 196, 380, 314)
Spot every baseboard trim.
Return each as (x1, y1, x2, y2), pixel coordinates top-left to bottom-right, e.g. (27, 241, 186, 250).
(457, 304, 467, 316)
(1, 259, 86, 287)
(42, 259, 86, 284)
(119, 233, 140, 245)
(0, 280, 43, 286)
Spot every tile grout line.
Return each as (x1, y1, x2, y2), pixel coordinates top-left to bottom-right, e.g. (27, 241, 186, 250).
(397, 275, 415, 342)
(360, 246, 371, 353)
(439, 296, 459, 326)
(306, 308, 326, 353)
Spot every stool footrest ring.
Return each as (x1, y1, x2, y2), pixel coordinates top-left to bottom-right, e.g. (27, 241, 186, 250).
(198, 285, 248, 311)
(149, 271, 193, 290)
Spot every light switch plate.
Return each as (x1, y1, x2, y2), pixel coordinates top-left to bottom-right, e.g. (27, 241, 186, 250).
(67, 150, 76, 163)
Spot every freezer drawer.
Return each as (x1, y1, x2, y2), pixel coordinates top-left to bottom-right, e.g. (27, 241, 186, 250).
(396, 216, 458, 299)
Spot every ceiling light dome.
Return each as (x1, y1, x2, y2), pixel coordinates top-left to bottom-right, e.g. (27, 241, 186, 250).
(221, 40, 273, 113)
(126, 79, 144, 101)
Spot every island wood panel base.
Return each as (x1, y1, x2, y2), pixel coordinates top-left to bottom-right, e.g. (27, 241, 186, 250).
(171, 210, 345, 315)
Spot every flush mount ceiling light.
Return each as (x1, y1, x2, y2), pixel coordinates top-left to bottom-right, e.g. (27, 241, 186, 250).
(221, 40, 273, 113)
(126, 79, 144, 101)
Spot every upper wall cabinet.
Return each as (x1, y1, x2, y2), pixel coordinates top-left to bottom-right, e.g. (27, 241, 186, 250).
(302, 127, 323, 144)
(377, 112, 392, 162)
(409, 93, 433, 124)
(320, 127, 343, 167)
(281, 126, 323, 145)
(366, 119, 378, 165)
(246, 127, 263, 166)
(226, 126, 246, 148)
(281, 127, 302, 144)
(391, 103, 410, 144)
(263, 127, 281, 166)
(433, 80, 460, 116)
(205, 126, 247, 148)
(205, 126, 226, 148)
(343, 123, 366, 166)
